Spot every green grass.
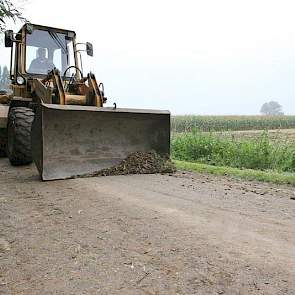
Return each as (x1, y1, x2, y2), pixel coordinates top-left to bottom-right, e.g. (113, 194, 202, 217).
(171, 130, 295, 172)
(174, 160, 295, 186)
(172, 115, 295, 132)
(171, 130, 295, 185)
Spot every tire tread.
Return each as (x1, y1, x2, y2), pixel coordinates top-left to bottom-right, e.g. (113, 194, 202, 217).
(7, 107, 34, 166)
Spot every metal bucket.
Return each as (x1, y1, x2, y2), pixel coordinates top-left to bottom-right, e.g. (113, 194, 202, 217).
(31, 103, 170, 180)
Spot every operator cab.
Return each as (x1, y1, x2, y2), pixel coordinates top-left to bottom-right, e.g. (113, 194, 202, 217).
(3, 23, 102, 106)
(5, 23, 93, 84)
(26, 28, 75, 76)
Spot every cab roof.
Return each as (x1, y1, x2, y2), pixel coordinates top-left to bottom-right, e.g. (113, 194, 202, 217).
(19, 23, 76, 37)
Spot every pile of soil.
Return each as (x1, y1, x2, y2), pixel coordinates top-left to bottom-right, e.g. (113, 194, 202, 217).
(82, 151, 176, 178)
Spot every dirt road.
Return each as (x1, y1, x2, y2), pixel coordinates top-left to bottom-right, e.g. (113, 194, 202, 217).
(0, 158, 294, 294)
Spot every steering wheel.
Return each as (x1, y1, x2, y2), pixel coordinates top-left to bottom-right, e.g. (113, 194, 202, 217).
(63, 66, 83, 89)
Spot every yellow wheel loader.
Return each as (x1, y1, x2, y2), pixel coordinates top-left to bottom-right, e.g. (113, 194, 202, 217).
(0, 23, 170, 180)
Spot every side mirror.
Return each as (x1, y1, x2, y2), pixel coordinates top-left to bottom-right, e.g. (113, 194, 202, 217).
(4, 30, 13, 47)
(86, 42, 93, 57)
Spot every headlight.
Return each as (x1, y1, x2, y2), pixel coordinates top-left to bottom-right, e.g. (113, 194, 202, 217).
(16, 76, 25, 85)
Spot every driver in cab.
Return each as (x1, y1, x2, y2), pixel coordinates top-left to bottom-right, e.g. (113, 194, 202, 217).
(28, 47, 55, 74)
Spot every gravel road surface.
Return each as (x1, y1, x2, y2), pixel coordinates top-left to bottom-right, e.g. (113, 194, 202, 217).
(0, 158, 294, 294)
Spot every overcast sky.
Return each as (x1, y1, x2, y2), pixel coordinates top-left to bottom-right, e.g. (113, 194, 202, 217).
(2, 0, 295, 115)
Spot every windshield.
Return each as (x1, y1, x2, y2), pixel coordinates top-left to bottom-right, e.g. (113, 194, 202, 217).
(26, 29, 75, 76)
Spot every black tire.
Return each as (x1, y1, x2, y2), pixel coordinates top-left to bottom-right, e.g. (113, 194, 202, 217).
(7, 107, 34, 166)
(0, 129, 7, 157)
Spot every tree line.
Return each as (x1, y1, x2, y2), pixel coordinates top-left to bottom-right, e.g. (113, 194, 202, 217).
(0, 65, 9, 90)
(1, 1, 24, 90)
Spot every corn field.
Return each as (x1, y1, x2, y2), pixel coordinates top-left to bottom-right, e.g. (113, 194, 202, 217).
(171, 115, 295, 132)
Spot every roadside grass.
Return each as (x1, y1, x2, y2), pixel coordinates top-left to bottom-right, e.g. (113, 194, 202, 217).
(174, 160, 295, 186)
(171, 130, 295, 186)
(171, 130, 295, 172)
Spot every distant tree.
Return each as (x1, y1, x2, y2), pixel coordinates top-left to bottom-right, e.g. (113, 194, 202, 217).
(0, 65, 10, 89)
(0, 0, 26, 33)
(260, 101, 284, 116)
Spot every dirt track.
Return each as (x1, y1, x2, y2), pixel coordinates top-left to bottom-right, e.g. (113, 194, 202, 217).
(0, 158, 294, 294)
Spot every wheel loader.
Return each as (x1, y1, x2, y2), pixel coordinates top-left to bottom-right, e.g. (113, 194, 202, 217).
(0, 23, 170, 180)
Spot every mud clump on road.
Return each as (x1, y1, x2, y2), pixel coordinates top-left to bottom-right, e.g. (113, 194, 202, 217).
(88, 151, 176, 177)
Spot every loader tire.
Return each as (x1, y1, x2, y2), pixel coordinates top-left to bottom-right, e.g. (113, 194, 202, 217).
(0, 129, 7, 157)
(7, 107, 34, 166)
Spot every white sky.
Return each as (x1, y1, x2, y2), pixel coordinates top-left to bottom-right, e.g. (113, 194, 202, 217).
(1, 0, 295, 115)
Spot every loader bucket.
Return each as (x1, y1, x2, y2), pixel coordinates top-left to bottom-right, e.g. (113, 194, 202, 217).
(31, 103, 170, 180)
